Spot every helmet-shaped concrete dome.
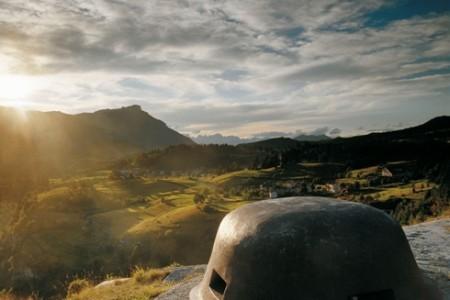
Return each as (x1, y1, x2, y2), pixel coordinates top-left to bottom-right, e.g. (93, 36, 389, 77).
(191, 197, 439, 300)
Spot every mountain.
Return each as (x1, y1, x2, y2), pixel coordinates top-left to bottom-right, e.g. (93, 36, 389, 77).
(294, 134, 331, 142)
(339, 115, 450, 143)
(128, 116, 450, 175)
(194, 133, 333, 145)
(244, 116, 450, 150)
(398, 115, 450, 135)
(0, 105, 194, 176)
(280, 116, 450, 171)
(193, 133, 293, 145)
(193, 134, 254, 145)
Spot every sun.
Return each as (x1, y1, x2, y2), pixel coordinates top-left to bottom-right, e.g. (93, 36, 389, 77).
(0, 75, 39, 103)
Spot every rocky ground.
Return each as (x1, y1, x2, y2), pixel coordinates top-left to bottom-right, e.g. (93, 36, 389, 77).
(155, 218, 450, 300)
(403, 218, 450, 298)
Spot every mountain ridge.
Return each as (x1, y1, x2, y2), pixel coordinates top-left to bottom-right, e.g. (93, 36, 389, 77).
(0, 105, 194, 175)
(240, 115, 450, 149)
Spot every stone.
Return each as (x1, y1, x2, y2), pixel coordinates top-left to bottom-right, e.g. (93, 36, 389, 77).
(403, 218, 450, 298)
(164, 265, 207, 283)
(94, 278, 130, 289)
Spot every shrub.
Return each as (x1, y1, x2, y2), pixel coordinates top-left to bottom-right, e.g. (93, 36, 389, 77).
(67, 279, 91, 296)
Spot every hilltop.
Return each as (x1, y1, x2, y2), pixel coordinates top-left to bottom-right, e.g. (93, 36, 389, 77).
(335, 115, 450, 143)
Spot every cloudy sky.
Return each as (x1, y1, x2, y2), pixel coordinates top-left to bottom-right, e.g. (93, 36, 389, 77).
(0, 0, 449, 138)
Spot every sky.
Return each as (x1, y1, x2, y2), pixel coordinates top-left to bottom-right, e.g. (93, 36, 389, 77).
(0, 0, 449, 139)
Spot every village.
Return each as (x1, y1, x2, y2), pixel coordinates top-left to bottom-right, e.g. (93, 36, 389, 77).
(266, 165, 399, 198)
(110, 161, 436, 211)
(262, 163, 435, 203)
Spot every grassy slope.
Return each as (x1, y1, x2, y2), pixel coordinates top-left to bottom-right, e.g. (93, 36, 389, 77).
(340, 163, 436, 202)
(21, 164, 427, 271)
(67, 266, 172, 300)
(4, 170, 256, 295)
(0, 202, 15, 238)
(2, 163, 443, 299)
(63, 164, 445, 300)
(366, 180, 435, 201)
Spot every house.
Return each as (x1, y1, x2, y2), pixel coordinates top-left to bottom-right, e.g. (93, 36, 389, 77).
(379, 166, 393, 177)
(311, 183, 340, 194)
(325, 183, 340, 194)
(366, 166, 394, 186)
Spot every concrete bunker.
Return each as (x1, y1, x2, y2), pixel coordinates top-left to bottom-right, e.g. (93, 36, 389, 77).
(190, 197, 440, 300)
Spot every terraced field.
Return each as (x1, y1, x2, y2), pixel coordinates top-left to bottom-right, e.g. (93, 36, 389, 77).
(2, 169, 262, 295)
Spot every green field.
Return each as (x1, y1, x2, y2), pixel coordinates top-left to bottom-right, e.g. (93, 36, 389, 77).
(1, 169, 266, 298)
(365, 180, 435, 201)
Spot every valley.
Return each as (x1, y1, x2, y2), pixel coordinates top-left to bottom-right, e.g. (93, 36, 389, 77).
(0, 112, 449, 299)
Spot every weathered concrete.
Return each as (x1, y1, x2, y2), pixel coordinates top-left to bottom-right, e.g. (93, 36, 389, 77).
(192, 197, 435, 300)
(156, 203, 449, 300)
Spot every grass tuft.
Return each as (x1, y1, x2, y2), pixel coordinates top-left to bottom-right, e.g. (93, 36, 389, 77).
(67, 279, 91, 297)
(66, 267, 172, 300)
(132, 266, 171, 284)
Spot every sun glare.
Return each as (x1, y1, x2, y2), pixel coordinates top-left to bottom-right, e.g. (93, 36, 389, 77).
(0, 75, 39, 103)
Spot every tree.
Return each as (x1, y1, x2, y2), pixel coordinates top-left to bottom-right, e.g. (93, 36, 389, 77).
(353, 181, 361, 191)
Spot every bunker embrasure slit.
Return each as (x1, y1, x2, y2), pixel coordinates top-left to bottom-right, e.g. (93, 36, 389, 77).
(348, 289, 395, 300)
(209, 269, 227, 297)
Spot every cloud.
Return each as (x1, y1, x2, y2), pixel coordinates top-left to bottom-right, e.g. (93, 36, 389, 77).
(157, 102, 297, 134)
(192, 128, 337, 144)
(0, 0, 448, 137)
(329, 128, 342, 136)
(309, 127, 329, 135)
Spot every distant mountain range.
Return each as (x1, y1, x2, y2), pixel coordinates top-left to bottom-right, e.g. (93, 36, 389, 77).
(240, 116, 450, 149)
(1, 103, 448, 178)
(193, 132, 332, 145)
(340, 115, 450, 143)
(193, 133, 250, 145)
(128, 115, 450, 176)
(0, 105, 193, 174)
